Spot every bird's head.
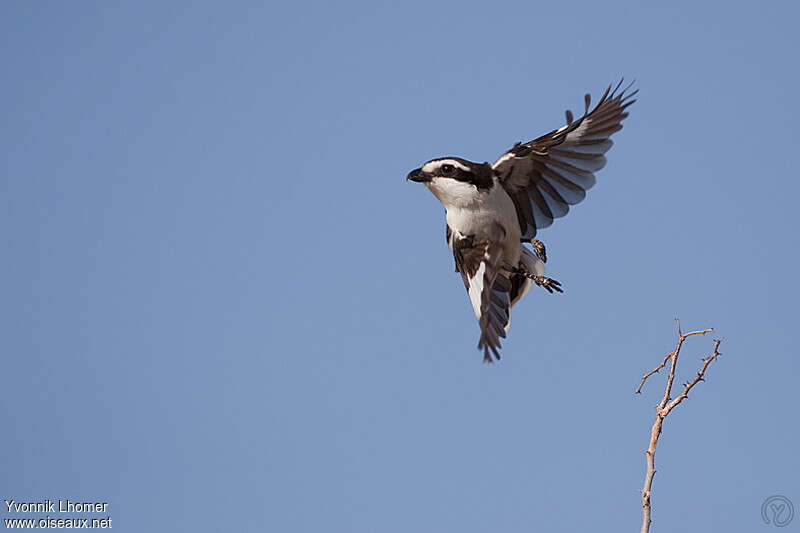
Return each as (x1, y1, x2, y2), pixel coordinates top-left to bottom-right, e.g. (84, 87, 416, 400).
(406, 157, 493, 208)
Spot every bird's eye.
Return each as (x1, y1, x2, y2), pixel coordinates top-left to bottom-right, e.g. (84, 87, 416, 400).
(441, 164, 455, 174)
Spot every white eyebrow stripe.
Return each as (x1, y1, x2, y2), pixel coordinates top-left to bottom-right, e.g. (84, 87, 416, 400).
(421, 158, 471, 174)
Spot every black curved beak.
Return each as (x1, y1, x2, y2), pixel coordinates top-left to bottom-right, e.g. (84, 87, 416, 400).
(406, 168, 431, 183)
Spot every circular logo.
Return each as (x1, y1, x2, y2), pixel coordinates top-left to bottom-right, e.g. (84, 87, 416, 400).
(762, 495, 794, 528)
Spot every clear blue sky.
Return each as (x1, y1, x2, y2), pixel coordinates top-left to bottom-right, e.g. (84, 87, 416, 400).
(2, 1, 798, 531)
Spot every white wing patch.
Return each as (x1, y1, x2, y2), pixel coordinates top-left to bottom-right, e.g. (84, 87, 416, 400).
(466, 261, 487, 321)
(491, 152, 514, 169)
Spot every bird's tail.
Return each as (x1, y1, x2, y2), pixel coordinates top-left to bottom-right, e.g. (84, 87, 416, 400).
(475, 273, 511, 362)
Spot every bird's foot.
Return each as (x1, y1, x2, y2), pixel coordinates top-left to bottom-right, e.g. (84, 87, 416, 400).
(531, 239, 547, 263)
(520, 238, 547, 263)
(507, 263, 563, 294)
(532, 275, 563, 294)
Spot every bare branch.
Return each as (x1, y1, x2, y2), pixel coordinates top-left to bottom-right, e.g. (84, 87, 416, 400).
(635, 327, 713, 395)
(663, 340, 721, 416)
(638, 324, 720, 533)
(635, 351, 673, 394)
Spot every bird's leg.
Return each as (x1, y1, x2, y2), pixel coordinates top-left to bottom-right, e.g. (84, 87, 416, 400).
(508, 263, 563, 294)
(531, 239, 547, 263)
(521, 238, 547, 263)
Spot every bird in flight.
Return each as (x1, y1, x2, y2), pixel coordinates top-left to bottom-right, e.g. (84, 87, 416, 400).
(407, 80, 636, 362)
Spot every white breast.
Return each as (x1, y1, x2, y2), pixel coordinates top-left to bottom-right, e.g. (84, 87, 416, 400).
(440, 180, 520, 235)
(427, 176, 521, 261)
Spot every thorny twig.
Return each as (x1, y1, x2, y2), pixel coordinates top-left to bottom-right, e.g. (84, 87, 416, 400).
(637, 319, 722, 533)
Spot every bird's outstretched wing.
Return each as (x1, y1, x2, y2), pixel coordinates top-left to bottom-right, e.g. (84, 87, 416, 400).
(449, 228, 511, 362)
(492, 80, 637, 239)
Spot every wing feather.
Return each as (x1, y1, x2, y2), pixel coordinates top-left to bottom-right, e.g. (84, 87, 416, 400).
(493, 80, 636, 239)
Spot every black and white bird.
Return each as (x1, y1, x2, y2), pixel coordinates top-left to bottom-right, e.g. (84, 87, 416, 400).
(407, 80, 636, 362)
